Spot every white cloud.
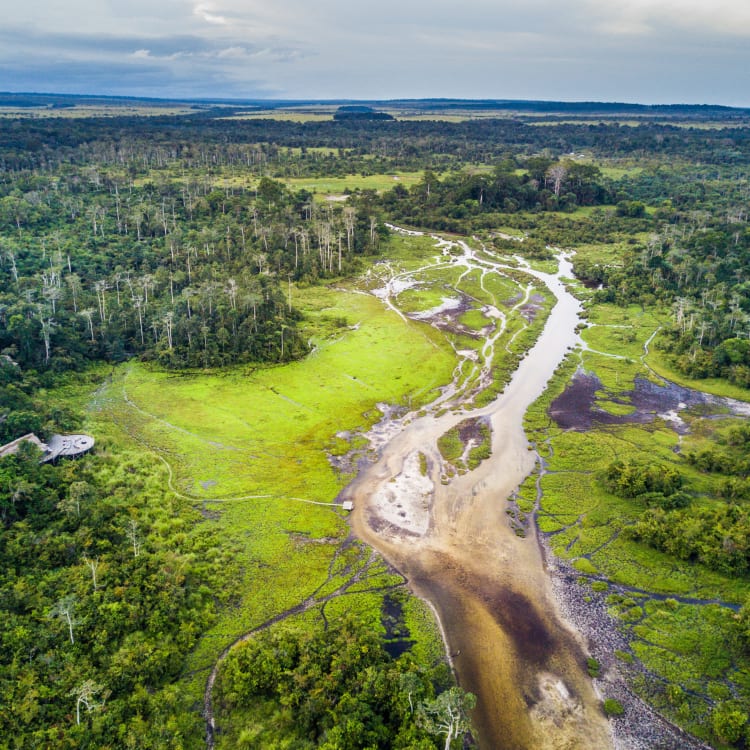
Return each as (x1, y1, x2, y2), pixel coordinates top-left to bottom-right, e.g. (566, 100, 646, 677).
(587, 0, 750, 36)
(193, 2, 227, 25)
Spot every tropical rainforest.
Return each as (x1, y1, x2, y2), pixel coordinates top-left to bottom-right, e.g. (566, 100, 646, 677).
(1, 95, 750, 749)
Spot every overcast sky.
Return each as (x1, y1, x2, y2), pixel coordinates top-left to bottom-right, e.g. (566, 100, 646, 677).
(2, 0, 749, 105)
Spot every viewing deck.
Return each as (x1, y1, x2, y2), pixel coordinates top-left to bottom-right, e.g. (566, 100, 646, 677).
(0, 433, 95, 462)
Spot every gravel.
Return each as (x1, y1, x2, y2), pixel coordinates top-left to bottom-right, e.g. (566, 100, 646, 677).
(543, 538, 714, 750)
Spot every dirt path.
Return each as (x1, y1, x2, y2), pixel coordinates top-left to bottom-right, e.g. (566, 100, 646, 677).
(347, 239, 614, 749)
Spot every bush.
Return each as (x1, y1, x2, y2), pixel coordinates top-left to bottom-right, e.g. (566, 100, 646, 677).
(587, 657, 601, 678)
(603, 698, 625, 717)
(711, 702, 748, 745)
(614, 650, 634, 664)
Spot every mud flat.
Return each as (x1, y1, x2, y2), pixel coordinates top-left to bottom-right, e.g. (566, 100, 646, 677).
(347, 246, 615, 749)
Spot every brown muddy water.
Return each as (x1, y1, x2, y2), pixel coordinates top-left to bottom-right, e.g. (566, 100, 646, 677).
(347, 247, 613, 749)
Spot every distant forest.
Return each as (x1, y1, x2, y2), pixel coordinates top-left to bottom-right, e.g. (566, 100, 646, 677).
(1, 108, 750, 383)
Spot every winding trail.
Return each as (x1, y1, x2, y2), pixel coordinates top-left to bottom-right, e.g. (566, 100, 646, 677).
(346, 232, 613, 749)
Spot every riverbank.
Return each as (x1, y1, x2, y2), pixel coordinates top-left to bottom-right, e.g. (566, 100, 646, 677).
(545, 542, 713, 750)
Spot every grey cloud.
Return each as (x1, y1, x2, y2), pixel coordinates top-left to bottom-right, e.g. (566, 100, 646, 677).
(1, 0, 749, 103)
(0, 26, 304, 61)
(0, 57, 275, 98)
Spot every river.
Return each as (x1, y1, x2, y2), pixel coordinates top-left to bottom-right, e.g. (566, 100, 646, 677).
(346, 236, 613, 749)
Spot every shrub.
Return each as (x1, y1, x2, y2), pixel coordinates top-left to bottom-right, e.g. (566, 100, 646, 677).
(603, 698, 625, 717)
(587, 657, 601, 678)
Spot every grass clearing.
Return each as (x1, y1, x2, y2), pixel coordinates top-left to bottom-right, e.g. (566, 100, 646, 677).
(284, 172, 424, 195)
(111, 288, 453, 500)
(220, 112, 334, 122)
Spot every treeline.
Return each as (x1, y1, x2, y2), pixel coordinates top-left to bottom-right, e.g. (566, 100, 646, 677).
(378, 159, 611, 234)
(685, 423, 750, 500)
(0, 440, 240, 748)
(575, 209, 750, 385)
(616, 164, 750, 212)
(627, 503, 750, 575)
(3, 115, 750, 174)
(0, 169, 386, 375)
(214, 617, 474, 749)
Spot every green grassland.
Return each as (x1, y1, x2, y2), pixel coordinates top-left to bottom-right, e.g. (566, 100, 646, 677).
(132, 170, 426, 195)
(104, 288, 452, 501)
(220, 112, 335, 122)
(0, 105, 199, 119)
(284, 172, 425, 196)
(597, 165, 646, 180)
(390, 112, 512, 122)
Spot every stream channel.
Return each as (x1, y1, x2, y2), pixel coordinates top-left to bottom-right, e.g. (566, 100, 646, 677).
(345, 234, 614, 750)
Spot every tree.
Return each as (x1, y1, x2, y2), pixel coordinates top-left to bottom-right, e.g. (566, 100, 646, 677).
(70, 680, 104, 725)
(82, 554, 101, 591)
(58, 480, 93, 518)
(546, 163, 568, 197)
(49, 594, 79, 644)
(80, 308, 96, 343)
(125, 518, 143, 558)
(525, 156, 554, 187)
(399, 671, 425, 714)
(419, 687, 476, 750)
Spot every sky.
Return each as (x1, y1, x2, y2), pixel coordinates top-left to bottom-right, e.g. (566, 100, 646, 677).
(2, 0, 750, 105)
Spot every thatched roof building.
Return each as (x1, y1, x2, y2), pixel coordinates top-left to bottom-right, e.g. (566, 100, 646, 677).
(0, 433, 47, 458)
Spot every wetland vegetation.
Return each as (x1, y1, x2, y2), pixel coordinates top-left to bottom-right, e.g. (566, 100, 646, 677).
(2, 97, 750, 748)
